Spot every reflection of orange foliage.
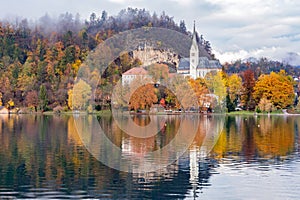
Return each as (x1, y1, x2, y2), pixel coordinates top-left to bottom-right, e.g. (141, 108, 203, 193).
(254, 117, 294, 157)
(67, 117, 83, 146)
(131, 115, 151, 127)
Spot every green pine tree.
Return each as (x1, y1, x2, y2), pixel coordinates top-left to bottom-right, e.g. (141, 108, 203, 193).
(38, 85, 48, 111)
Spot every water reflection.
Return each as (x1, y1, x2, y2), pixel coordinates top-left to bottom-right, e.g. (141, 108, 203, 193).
(0, 114, 299, 199)
(211, 116, 296, 161)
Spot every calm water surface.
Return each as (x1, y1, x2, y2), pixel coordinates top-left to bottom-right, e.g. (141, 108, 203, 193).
(0, 114, 300, 199)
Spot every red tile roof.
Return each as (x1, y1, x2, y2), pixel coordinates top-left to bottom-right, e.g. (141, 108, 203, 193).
(123, 67, 148, 75)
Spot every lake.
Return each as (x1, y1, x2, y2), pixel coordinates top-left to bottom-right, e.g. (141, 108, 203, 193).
(0, 114, 300, 199)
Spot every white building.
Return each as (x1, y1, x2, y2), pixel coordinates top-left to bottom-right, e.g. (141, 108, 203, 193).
(122, 67, 151, 85)
(177, 23, 222, 79)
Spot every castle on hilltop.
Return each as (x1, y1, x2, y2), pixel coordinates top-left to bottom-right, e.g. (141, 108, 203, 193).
(177, 22, 222, 79)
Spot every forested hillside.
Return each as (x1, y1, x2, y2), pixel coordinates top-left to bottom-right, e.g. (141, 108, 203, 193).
(0, 8, 213, 110)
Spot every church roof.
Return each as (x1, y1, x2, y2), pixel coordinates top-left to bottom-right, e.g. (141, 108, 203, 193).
(178, 57, 222, 71)
(178, 58, 190, 70)
(123, 67, 148, 75)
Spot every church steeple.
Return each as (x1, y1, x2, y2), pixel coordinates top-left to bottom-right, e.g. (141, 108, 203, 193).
(193, 20, 196, 36)
(190, 21, 199, 79)
(192, 20, 198, 48)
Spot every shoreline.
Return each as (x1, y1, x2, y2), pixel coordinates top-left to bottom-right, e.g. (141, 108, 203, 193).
(2, 110, 300, 116)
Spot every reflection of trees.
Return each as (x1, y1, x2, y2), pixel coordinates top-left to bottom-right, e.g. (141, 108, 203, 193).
(212, 116, 243, 159)
(254, 116, 294, 157)
(212, 116, 296, 161)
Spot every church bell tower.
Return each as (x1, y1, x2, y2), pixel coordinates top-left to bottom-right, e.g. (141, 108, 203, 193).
(190, 21, 199, 79)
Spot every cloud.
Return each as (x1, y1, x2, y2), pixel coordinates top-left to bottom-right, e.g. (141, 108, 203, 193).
(169, 0, 194, 6)
(108, 0, 143, 4)
(214, 46, 300, 66)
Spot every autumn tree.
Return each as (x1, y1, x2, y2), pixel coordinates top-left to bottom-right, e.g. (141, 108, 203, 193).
(188, 77, 209, 109)
(129, 84, 158, 111)
(258, 98, 274, 113)
(111, 81, 130, 108)
(166, 75, 198, 111)
(70, 79, 92, 110)
(205, 71, 226, 111)
(6, 99, 15, 110)
(227, 74, 242, 102)
(226, 73, 242, 111)
(164, 88, 180, 109)
(253, 70, 295, 109)
(25, 91, 39, 111)
(0, 92, 2, 106)
(67, 89, 73, 110)
(147, 63, 169, 82)
(241, 70, 256, 110)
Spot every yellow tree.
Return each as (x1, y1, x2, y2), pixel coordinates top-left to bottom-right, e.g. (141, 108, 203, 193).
(227, 74, 242, 101)
(67, 89, 73, 110)
(253, 70, 295, 109)
(0, 92, 2, 106)
(7, 99, 14, 110)
(205, 71, 227, 109)
(71, 79, 92, 110)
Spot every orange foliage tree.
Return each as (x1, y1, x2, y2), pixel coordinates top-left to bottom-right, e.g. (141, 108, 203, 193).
(188, 77, 209, 108)
(129, 84, 158, 111)
(253, 70, 295, 109)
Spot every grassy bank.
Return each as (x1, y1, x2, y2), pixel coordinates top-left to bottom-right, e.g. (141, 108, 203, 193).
(42, 109, 112, 116)
(226, 110, 286, 115)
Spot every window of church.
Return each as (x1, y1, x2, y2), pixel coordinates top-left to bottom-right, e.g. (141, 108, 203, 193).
(191, 53, 195, 56)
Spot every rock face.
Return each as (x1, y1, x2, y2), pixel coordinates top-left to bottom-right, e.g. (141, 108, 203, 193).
(132, 46, 180, 69)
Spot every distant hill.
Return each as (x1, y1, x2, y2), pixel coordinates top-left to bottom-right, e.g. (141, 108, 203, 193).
(282, 52, 300, 66)
(224, 57, 300, 78)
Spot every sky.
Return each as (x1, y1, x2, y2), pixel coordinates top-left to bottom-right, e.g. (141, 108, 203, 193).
(1, 0, 300, 65)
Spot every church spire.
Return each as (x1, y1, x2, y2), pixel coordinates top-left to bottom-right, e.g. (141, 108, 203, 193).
(191, 20, 198, 51)
(190, 21, 199, 79)
(193, 20, 196, 34)
(192, 20, 197, 46)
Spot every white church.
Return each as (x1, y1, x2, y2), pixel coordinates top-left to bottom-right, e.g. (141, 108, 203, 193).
(177, 23, 222, 79)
